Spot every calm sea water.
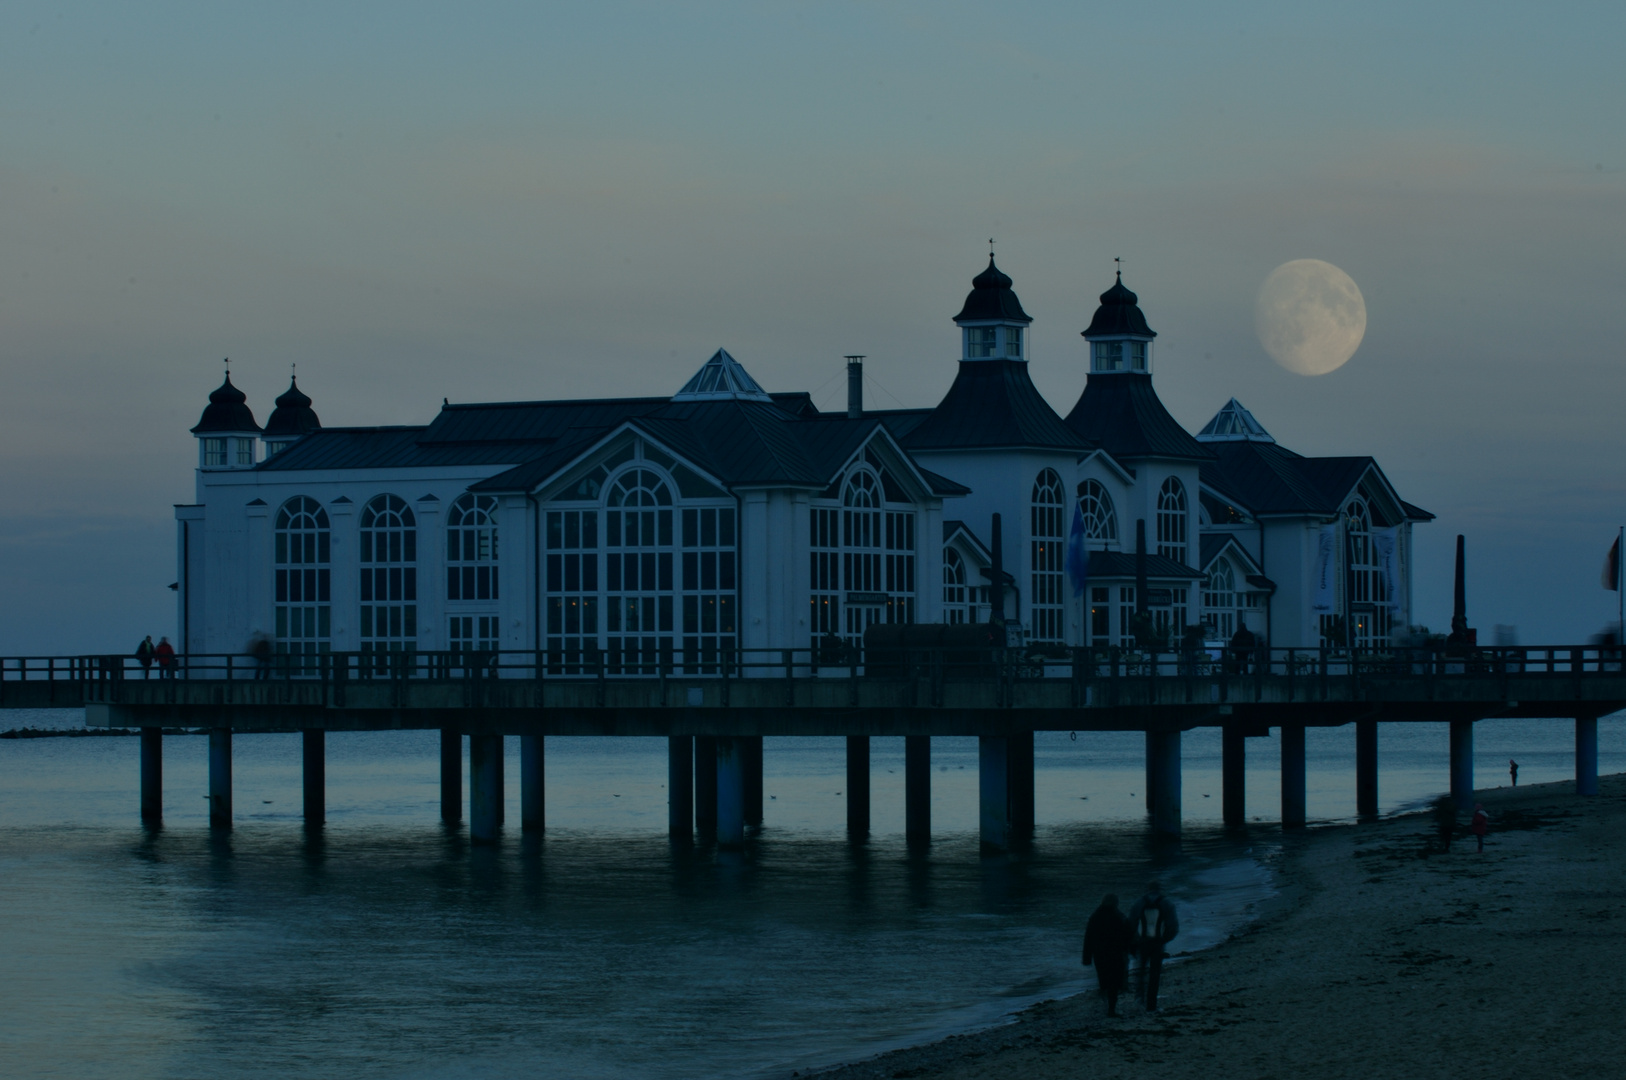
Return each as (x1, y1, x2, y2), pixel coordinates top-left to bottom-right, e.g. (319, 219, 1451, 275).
(2, 710, 1619, 1079)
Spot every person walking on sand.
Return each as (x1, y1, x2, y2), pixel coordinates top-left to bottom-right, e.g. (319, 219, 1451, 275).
(1432, 795, 1455, 853)
(1082, 894, 1133, 1018)
(1471, 803, 1489, 852)
(1127, 882, 1179, 1012)
(135, 636, 155, 678)
(154, 636, 176, 678)
(1509, 759, 1519, 787)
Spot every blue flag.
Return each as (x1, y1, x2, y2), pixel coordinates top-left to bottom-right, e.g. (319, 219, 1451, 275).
(1066, 500, 1089, 597)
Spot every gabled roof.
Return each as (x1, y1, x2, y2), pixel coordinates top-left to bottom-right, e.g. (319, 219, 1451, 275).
(1078, 549, 1203, 580)
(1200, 440, 1432, 524)
(1199, 533, 1262, 577)
(903, 360, 1088, 453)
(944, 520, 991, 563)
(1064, 373, 1212, 461)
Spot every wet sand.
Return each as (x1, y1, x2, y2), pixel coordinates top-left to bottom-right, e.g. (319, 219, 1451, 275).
(799, 773, 1626, 1080)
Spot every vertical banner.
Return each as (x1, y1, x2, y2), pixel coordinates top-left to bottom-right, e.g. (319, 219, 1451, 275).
(1372, 528, 1401, 612)
(1312, 524, 1338, 613)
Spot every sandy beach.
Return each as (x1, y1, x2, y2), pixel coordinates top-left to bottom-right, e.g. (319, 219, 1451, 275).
(800, 773, 1626, 1080)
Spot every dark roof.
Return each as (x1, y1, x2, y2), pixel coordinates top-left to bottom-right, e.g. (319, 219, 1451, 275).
(1199, 441, 1433, 523)
(952, 256, 1032, 324)
(1064, 372, 1212, 461)
(263, 377, 321, 438)
(904, 360, 1088, 453)
(943, 520, 991, 562)
(1199, 533, 1261, 575)
(191, 374, 261, 434)
(1078, 549, 1203, 580)
(1082, 274, 1156, 339)
(257, 427, 530, 471)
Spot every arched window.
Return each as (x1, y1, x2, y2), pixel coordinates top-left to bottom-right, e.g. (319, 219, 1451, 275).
(605, 468, 675, 673)
(1345, 498, 1389, 649)
(1031, 468, 1066, 642)
(360, 495, 416, 656)
(447, 493, 499, 657)
(810, 462, 916, 647)
(275, 497, 330, 658)
(943, 547, 967, 624)
(1156, 477, 1188, 565)
(1077, 479, 1117, 542)
(1204, 559, 1236, 640)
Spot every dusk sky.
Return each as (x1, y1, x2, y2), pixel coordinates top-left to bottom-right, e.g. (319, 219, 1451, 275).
(3, 2, 1623, 653)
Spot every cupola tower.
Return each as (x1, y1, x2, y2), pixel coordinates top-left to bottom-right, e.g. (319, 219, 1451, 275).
(262, 374, 321, 457)
(1081, 272, 1156, 373)
(191, 367, 262, 470)
(952, 255, 1032, 361)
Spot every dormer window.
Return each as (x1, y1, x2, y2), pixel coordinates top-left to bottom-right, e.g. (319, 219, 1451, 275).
(967, 327, 997, 358)
(235, 438, 255, 466)
(1130, 342, 1147, 371)
(204, 438, 227, 466)
(1006, 327, 1023, 358)
(1092, 341, 1124, 371)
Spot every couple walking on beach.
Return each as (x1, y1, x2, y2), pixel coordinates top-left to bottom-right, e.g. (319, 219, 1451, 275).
(1081, 883, 1179, 1016)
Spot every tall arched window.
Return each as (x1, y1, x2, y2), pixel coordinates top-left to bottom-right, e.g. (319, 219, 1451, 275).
(447, 493, 499, 656)
(1345, 498, 1389, 648)
(360, 495, 416, 657)
(1031, 468, 1065, 642)
(1204, 559, 1236, 640)
(943, 547, 967, 624)
(275, 497, 330, 658)
(606, 468, 675, 673)
(809, 457, 915, 647)
(1156, 477, 1188, 565)
(1077, 479, 1117, 542)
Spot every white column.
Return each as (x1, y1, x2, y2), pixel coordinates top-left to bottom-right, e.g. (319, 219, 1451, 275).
(415, 495, 443, 650)
(789, 491, 812, 651)
(739, 490, 772, 651)
(245, 500, 272, 642)
(327, 497, 357, 651)
(498, 494, 534, 652)
(919, 499, 945, 624)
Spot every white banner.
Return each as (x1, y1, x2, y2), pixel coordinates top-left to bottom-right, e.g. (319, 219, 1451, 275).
(1312, 524, 1339, 613)
(1372, 528, 1402, 612)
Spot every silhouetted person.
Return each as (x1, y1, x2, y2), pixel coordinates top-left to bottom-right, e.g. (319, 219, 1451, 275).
(1509, 759, 1519, 787)
(1127, 881, 1179, 1011)
(1082, 893, 1133, 1018)
(154, 637, 176, 678)
(1471, 802, 1489, 853)
(249, 632, 274, 680)
(1433, 795, 1455, 853)
(1228, 623, 1258, 674)
(135, 636, 155, 678)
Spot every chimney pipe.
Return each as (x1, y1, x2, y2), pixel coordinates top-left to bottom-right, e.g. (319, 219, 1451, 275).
(845, 355, 865, 419)
(1449, 533, 1472, 645)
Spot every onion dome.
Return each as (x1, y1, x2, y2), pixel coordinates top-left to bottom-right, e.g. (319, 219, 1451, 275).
(1081, 273, 1156, 339)
(190, 374, 261, 434)
(263, 376, 322, 438)
(952, 256, 1032, 324)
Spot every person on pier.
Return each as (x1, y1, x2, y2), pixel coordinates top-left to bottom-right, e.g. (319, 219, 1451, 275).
(1082, 894, 1133, 1018)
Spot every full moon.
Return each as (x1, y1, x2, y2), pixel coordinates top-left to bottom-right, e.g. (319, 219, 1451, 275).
(1254, 259, 1367, 376)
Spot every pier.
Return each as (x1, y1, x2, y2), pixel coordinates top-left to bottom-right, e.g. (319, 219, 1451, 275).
(5, 644, 1622, 847)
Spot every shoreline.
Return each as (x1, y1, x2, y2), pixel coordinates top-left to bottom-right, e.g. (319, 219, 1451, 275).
(794, 772, 1626, 1079)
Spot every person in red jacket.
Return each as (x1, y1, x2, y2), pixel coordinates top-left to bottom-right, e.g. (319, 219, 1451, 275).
(154, 637, 176, 679)
(1471, 802, 1489, 853)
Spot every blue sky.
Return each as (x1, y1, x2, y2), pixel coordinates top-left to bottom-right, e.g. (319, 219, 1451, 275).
(2, 2, 1623, 651)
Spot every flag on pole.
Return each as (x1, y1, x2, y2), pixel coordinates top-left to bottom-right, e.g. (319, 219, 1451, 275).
(1066, 500, 1089, 597)
(1605, 535, 1622, 591)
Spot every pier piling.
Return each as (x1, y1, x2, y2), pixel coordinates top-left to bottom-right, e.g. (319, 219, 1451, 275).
(302, 729, 324, 824)
(1449, 720, 1475, 811)
(1149, 730, 1181, 838)
(846, 735, 870, 836)
(1356, 719, 1378, 817)
(140, 727, 162, 824)
(439, 728, 461, 824)
(1281, 724, 1306, 828)
(208, 727, 232, 830)
(469, 732, 501, 844)
(978, 735, 1008, 850)
(521, 735, 544, 831)
(1008, 731, 1034, 838)
(694, 736, 718, 836)
(905, 735, 930, 846)
(716, 736, 745, 847)
(1221, 724, 1245, 827)
(1576, 716, 1598, 796)
(742, 736, 763, 827)
(668, 736, 693, 838)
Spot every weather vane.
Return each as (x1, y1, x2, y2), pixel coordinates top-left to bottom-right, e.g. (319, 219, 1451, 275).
(1114, 256, 1123, 277)
(989, 237, 995, 257)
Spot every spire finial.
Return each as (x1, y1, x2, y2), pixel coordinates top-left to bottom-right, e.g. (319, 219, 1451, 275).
(989, 237, 995, 259)
(223, 356, 230, 378)
(1114, 256, 1122, 280)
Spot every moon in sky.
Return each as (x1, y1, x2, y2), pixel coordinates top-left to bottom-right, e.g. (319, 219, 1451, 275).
(1254, 259, 1367, 376)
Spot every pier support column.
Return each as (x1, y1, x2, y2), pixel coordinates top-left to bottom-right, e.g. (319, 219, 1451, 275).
(1149, 730, 1181, 838)
(1280, 724, 1306, 828)
(905, 735, 931, 847)
(743, 736, 764, 827)
(668, 736, 693, 838)
(1007, 731, 1034, 838)
(208, 728, 232, 830)
(979, 735, 1009, 850)
(521, 735, 544, 832)
(1221, 724, 1245, 828)
(469, 733, 502, 844)
(846, 735, 870, 836)
(440, 728, 462, 824)
(1449, 719, 1475, 811)
(1144, 731, 1158, 814)
(140, 727, 162, 824)
(1356, 719, 1379, 818)
(694, 736, 718, 837)
(1576, 716, 1599, 796)
(717, 737, 745, 848)
(302, 729, 325, 825)
(496, 736, 506, 824)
